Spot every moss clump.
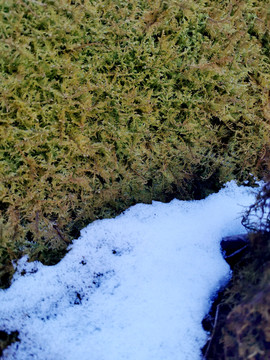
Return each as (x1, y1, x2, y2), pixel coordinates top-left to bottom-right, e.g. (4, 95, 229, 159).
(0, 330, 19, 356)
(0, 0, 269, 285)
(203, 231, 270, 360)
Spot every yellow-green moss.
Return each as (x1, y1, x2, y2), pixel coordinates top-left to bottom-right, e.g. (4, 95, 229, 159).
(0, 0, 269, 284)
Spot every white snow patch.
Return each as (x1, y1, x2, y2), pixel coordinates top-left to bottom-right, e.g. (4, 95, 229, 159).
(0, 181, 258, 360)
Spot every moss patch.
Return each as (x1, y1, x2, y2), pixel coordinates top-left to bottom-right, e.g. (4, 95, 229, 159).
(0, 330, 19, 356)
(203, 232, 270, 360)
(0, 0, 269, 285)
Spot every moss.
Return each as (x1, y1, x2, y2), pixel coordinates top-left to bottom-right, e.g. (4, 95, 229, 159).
(0, 330, 19, 356)
(0, 0, 269, 286)
(203, 232, 270, 360)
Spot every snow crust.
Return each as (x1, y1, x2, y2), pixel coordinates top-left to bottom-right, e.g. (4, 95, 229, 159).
(0, 182, 258, 360)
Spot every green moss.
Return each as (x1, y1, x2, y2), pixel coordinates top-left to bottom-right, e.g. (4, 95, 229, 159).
(0, 0, 269, 285)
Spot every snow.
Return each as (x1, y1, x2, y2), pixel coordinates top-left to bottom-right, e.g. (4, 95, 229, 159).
(0, 181, 258, 360)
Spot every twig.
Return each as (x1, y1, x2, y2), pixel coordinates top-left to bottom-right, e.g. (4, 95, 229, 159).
(225, 244, 249, 259)
(52, 224, 70, 244)
(208, 3, 233, 23)
(204, 303, 221, 358)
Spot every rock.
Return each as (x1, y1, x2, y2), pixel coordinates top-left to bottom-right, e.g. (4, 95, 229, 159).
(220, 234, 250, 268)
